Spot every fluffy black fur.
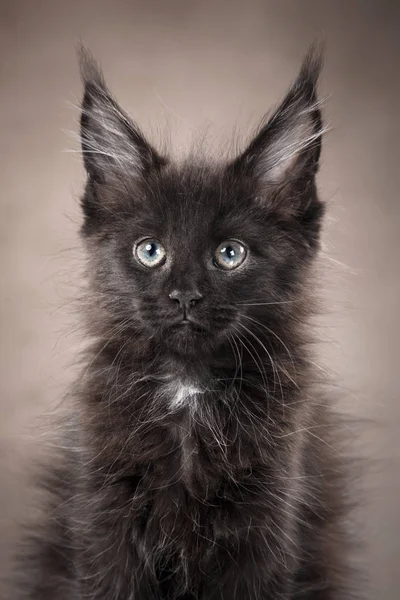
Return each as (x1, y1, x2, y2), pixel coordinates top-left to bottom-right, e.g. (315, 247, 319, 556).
(12, 46, 353, 599)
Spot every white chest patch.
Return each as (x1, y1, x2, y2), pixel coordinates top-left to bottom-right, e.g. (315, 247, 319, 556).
(171, 383, 203, 409)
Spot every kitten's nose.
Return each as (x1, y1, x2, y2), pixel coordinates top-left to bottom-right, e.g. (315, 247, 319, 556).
(169, 290, 203, 314)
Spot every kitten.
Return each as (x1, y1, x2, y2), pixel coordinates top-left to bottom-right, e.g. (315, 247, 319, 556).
(13, 45, 354, 599)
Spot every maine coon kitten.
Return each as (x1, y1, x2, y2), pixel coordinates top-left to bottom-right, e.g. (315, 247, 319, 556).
(13, 46, 353, 599)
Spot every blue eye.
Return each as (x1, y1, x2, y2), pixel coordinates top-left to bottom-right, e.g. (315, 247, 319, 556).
(135, 239, 166, 268)
(214, 240, 247, 270)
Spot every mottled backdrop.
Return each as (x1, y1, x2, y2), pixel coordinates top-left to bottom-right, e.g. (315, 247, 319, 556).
(0, 1, 399, 598)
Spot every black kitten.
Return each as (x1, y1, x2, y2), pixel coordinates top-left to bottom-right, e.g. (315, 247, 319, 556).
(13, 46, 353, 599)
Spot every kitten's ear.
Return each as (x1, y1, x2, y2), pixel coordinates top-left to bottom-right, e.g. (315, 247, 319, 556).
(233, 43, 324, 186)
(79, 47, 166, 183)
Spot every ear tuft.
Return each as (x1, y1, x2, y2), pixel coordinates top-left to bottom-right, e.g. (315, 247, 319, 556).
(78, 44, 106, 92)
(292, 40, 324, 103)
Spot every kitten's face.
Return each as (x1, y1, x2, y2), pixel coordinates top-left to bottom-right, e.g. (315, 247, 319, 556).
(79, 47, 324, 358)
(85, 164, 320, 357)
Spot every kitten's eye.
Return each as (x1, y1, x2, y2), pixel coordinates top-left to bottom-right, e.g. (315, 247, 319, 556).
(135, 239, 166, 268)
(214, 240, 247, 270)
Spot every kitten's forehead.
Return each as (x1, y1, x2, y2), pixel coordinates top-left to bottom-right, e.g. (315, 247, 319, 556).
(162, 163, 225, 206)
(151, 162, 253, 229)
(123, 162, 270, 253)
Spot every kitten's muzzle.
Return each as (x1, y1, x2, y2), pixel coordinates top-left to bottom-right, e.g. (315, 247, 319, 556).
(168, 289, 203, 319)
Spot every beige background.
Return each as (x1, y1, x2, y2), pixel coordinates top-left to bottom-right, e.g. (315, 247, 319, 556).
(0, 1, 399, 598)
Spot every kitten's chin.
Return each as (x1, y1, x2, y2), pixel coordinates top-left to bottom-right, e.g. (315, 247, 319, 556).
(162, 322, 216, 357)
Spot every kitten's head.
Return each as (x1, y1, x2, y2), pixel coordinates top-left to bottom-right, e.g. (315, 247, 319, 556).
(79, 46, 325, 360)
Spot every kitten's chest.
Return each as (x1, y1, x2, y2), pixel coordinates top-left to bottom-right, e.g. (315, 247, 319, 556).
(166, 382, 204, 489)
(167, 381, 204, 411)
(130, 378, 251, 497)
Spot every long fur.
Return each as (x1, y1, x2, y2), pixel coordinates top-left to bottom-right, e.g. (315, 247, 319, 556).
(11, 44, 357, 599)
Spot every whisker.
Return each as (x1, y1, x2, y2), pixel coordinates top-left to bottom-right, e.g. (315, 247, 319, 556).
(234, 300, 301, 307)
(236, 321, 285, 412)
(231, 323, 274, 422)
(238, 314, 299, 389)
